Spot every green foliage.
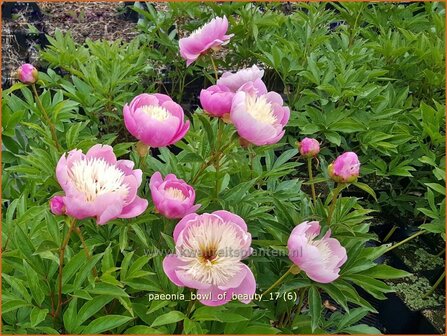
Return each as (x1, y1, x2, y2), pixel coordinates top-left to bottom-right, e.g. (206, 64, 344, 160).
(2, 2, 444, 335)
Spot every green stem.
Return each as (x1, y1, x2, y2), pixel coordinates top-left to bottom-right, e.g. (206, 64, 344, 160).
(383, 224, 398, 243)
(262, 265, 299, 297)
(191, 142, 235, 184)
(437, 248, 445, 257)
(249, 145, 255, 180)
(31, 84, 61, 151)
(55, 218, 77, 320)
(214, 119, 224, 198)
(75, 226, 97, 277)
(327, 184, 345, 226)
(423, 270, 445, 299)
(386, 230, 425, 253)
(209, 54, 219, 82)
(307, 157, 317, 205)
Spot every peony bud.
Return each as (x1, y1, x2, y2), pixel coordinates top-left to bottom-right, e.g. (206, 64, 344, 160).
(50, 196, 66, 215)
(299, 138, 320, 157)
(328, 152, 360, 183)
(17, 63, 38, 84)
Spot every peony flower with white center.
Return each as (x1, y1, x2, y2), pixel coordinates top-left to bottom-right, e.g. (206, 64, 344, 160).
(287, 221, 347, 283)
(123, 93, 190, 148)
(179, 16, 233, 66)
(230, 82, 290, 146)
(163, 211, 256, 306)
(55, 144, 148, 225)
(149, 172, 200, 219)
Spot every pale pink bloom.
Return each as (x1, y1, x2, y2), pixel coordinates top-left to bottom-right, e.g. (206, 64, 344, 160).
(288, 221, 347, 283)
(56, 144, 148, 225)
(200, 84, 235, 117)
(299, 138, 320, 157)
(123, 93, 190, 148)
(150, 172, 200, 219)
(179, 16, 233, 66)
(230, 82, 290, 146)
(163, 211, 256, 306)
(17, 63, 38, 84)
(329, 152, 360, 183)
(217, 65, 266, 93)
(50, 196, 65, 215)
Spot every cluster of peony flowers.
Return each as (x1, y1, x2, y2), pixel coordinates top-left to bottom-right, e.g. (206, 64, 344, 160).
(45, 15, 365, 308)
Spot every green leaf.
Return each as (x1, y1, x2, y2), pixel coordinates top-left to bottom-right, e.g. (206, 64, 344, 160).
(151, 311, 185, 327)
(77, 295, 114, 326)
(360, 264, 411, 279)
(342, 324, 381, 334)
(124, 326, 161, 334)
(82, 315, 133, 334)
(2, 299, 31, 313)
(30, 307, 49, 327)
(337, 308, 369, 331)
(352, 182, 377, 201)
(308, 286, 322, 332)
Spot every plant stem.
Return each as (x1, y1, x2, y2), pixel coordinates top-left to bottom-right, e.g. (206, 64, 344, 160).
(307, 157, 317, 205)
(75, 226, 97, 277)
(31, 84, 62, 151)
(327, 184, 345, 226)
(437, 248, 445, 257)
(214, 119, 224, 198)
(55, 218, 77, 320)
(191, 141, 235, 184)
(262, 265, 300, 297)
(209, 54, 219, 82)
(383, 224, 398, 243)
(423, 270, 445, 299)
(386, 230, 425, 253)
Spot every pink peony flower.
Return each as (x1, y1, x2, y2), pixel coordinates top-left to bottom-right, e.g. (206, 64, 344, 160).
(329, 152, 360, 183)
(217, 65, 265, 93)
(123, 93, 190, 148)
(299, 138, 320, 157)
(230, 82, 290, 146)
(288, 221, 347, 283)
(50, 196, 66, 215)
(199, 84, 235, 118)
(56, 144, 148, 225)
(163, 211, 256, 306)
(17, 63, 38, 84)
(179, 16, 233, 66)
(150, 172, 201, 219)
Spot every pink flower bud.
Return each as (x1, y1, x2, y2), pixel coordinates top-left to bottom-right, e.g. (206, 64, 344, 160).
(50, 196, 66, 215)
(200, 84, 235, 117)
(299, 138, 320, 157)
(150, 172, 200, 219)
(288, 221, 347, 283)
(17, 63, 38, 84)
(329, 152, 360, 183)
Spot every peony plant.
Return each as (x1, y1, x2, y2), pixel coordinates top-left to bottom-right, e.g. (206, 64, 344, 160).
(1, 6, 421, 335)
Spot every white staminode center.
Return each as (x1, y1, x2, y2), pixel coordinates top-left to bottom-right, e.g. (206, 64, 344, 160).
(308, 233, 335, 266)
(245, 95, 277, 125)
(178, 218, 248, 286)
(68, 158, 128, 202)
(141, 105, 171, 121)
(165, 187, 186, 201)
